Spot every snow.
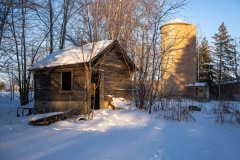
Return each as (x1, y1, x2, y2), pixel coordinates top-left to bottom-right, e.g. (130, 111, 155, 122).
(165, 18, 190, 25)
(29, 40, 113, 70)
(110, 96, 136, 110)
(1, 92, 240, 160)
(185, 82, 208, 87)
(29, 112, 64, 121)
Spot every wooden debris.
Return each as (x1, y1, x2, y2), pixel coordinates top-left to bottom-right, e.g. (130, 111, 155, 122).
(107, 95, 116, 110)
(188, 105, 201, 111)
(29, 109, 79, 126)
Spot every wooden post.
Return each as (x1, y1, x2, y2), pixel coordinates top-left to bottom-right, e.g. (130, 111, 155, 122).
(85, 66, 91, 119)
(99, 71, 104, 109)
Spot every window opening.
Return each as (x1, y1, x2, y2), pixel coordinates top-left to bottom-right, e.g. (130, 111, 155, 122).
(62, 72, 71, 90)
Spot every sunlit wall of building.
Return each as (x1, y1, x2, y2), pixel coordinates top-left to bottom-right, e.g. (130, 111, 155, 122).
(160, 18, 196, 96)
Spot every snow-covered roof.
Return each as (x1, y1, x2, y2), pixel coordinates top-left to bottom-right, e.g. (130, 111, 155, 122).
(30, 40, 113, 70)
(166, 18, 190, 25)
(213, 79, 240, 85)
(161, 18, 190, 28)
(185, 82, 208, 87)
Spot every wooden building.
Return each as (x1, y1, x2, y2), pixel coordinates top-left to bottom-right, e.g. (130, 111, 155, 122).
(211, 80, 240, 100)
(29, 40, 136, 113)
(185, 82, 209, 101)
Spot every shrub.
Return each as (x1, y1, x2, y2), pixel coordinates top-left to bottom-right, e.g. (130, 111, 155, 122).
(212, 101, 240, 124)
(156, 98, 195, 122)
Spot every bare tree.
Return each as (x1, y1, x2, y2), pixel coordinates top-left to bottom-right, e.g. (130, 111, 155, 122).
(130, 0, 189, 113)
(66, 0, 189, 114)
(0, 0, 11, 46)
(0, 0, 189, 112)
(34, 0, 64, 54)
(0, 0, 52, 105)
(59, 0, 76, 49)
(48, 0, 54, 53)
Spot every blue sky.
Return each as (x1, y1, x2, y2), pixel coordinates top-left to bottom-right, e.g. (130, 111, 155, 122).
(179, 0, 240, 43)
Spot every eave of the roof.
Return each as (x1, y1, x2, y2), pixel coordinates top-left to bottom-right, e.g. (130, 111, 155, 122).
(29, 40, 114, 71)
(29, 40, 137, 72)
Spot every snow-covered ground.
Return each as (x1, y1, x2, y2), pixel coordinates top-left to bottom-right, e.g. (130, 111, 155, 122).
(0, 92, 240, 160)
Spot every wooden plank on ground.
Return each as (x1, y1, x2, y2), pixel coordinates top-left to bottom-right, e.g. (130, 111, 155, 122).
(29, 109, 79, 126)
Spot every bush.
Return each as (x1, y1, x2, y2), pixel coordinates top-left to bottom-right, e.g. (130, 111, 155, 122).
(0, 82, 6, 91)
(156, 98, 195, 122)
(212, 101, 240, 124)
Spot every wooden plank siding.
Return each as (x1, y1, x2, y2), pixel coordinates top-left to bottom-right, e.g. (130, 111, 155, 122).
(34, 67, 87, 113)
(95, 49, 133, 101)
(34, 67, 86, 101)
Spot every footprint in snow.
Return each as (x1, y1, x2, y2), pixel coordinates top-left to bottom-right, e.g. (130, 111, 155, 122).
(101, 110, 109, 116)
(113, 114, 120, 120)
(150, 148, 163, 160)
(97, 123, 103, 127)
(154, 127, 161, 130)
(125, 120, 136, 125)
(188, 129, 197, 132)
(52, 128, 61, 131)
(103, 117, 113, 123)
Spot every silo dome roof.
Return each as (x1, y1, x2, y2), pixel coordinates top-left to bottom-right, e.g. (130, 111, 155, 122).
(167, 18, 189, 24)
(161, 18, 190, 28)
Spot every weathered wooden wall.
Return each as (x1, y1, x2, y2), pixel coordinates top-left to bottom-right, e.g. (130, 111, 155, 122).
(96, 49, 133, 102)
(34, 66, 86, 113)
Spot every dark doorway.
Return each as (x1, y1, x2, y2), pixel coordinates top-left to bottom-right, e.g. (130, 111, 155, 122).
(91, 72, 100, 109)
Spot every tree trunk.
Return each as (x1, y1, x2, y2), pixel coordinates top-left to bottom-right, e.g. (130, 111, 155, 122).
(49, 0, 54, 53)
(59, 0, 71, 49)
(85, 65, 92, 119)
(0, 3, 10, 46)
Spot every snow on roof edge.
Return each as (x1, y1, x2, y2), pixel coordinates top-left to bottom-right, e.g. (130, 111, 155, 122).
(161, 18, 191, 28)
(168, 18, 189, 24)
(185, 82, 208, 87)
(29, 40, 114, 70)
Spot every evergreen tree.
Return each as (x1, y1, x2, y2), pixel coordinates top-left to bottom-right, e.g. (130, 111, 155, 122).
(198, 37, 213, 85)
(212, 22, 235, 98)
(212, 22, 235, 82)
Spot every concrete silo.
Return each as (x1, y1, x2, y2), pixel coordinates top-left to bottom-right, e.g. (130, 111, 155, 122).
(160, 18, 196, 96)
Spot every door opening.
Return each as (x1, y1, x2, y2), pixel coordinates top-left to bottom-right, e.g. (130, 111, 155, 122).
(91, 72, 100, 110)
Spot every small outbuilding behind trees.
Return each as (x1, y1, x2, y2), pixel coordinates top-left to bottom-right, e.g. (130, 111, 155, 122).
(29, 40, 136, 114)
(185, 82, 210, 101)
